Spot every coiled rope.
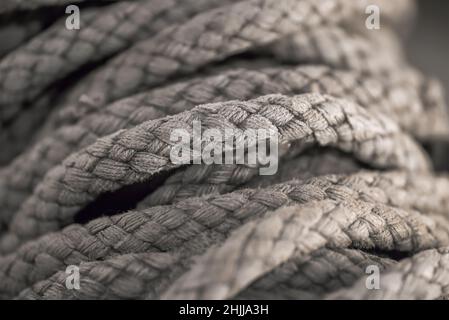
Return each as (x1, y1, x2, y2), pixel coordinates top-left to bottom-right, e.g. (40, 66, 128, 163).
(0, 0, 448, 299)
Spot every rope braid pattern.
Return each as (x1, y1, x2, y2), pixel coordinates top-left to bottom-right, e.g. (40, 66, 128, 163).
(272, 28, 449, 138)
(235, 248, 397, 300)
(1, 0, 449, 300)
(4, 14, 445, 164)
(328, 247, 449, 300)
(161, 201, 448, 299)
(0, 0, 129, 14)
(137, 147, 362, 207)
(0, 64, 433, 221)
(17, 248, 396, 300)
(0, 93, 431, 254)
(0, 0, 229, 163)
(1, 170, 449, 298)
(0, 0, 226, 110)
(1, 0, 444, 163)
(0, 14, 46, 58)
(15, 252, 183, 300)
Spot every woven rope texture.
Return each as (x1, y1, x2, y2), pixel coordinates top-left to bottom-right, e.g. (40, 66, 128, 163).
(0, 0, 449, 300)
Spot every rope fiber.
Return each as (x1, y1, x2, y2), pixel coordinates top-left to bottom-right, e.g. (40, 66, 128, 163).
(0, 0, 448, 300)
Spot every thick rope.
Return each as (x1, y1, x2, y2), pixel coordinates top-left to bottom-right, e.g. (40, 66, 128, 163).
(1, 170, 449, 298)
(0, 0, 438, 162)
(16, 248, 395, 300)
(17, 193, 439, 300)
(0, 93, 430, 254)
(4, 16, 441, 164)
(0, 0, 230, 163)
(1, 64, 435, 223)
(44, 0, 351, 119)
(161, 201, 448, 299)
(235, 248, 397, 300)
(269, 26, 449, 139)
(0, 15, 45, 58)
(137, 147, 362, 207)
(327, 247, 449, 299)
(0, 0, 131, 14)
(0, 0, 226, 110)
(16, 252, 183, 300)
(1, 0, 449, 300)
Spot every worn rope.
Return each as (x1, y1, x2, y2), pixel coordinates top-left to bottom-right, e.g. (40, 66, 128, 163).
(4, 18, 445, 164)
(19, 194, 442, 300)
(0, 0, 226, 111)
(137, 147, 363, 207)
(161, 201, 448, 299)
(1, 0, 449, 300)
(0, 14, 46, 58)
(0, 0, 131, 14)
(327, 247, 449, 300)
(0, 0, 230, 163)
(1, 64, 436, 223)
(1, 170, 449, 298)
(16, 248, 396, 300)
(234, 248, 397, 300)
(0, 93, 431, 254)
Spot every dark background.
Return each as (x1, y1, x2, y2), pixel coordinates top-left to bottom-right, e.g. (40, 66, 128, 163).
(406, 0, 449, 95)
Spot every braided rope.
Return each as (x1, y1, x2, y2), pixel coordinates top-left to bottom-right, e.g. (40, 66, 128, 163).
(1, 64, 435, 222)
(52, 0, 349, 108)
(7, 174, 447, 298)
(16, 252, 183, 300)
(53, 18, 436, 129)
(0, 0, 230, 163)
(6, 15, 441, 165)
(0, 16, 45, 58)
(269, 26, 449, 139)
(16, 248, 395, 300)
(327, 247, 449, 299)
(0, 93, 430, 254)
(1, 0, 449, 300)
(137, 147, 362, 207)
(161, 200, 448, 299)
(0, 0, 226, 111)
(1, 170, 449, 298)
(0, 0, 131, 14)
(1, 1, 443, 163)
(234, 248, 397, 299)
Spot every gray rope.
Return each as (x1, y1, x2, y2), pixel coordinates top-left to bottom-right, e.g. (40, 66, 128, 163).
(0, 0, 229, 163)
(0, 0, 128, 14)
(2, 170, 449, 298)
(0, 16, 44, 58)
(16, 248, 395, 300)
(137, 147, 362, 207)
(18, 18, 444, 166)
(11, 183, 449, 299)
(1, 0, 449, 300)
(327, 247, 449, 299)
(161, 200, 448, 299)
(269, 26, 449, 139)
(0, 0, 226, 110)
(0, 64, 436, 226)
(51, 22, 441, 132)
(234, 248, 397, 300)
(0, 93, 430, 254)
(16, 252, 183, 300)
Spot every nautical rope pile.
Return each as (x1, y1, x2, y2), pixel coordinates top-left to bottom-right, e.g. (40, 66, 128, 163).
(0, 0, 449, 300)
